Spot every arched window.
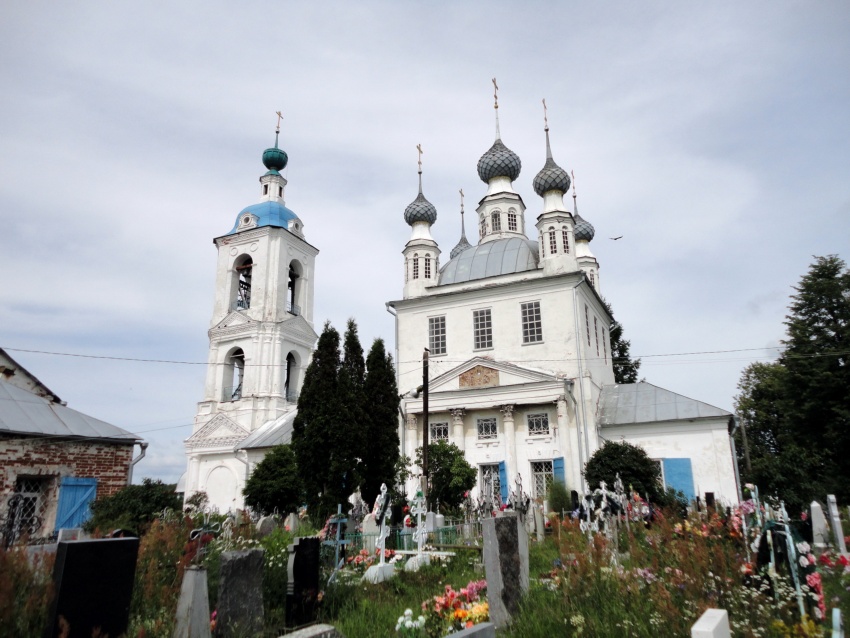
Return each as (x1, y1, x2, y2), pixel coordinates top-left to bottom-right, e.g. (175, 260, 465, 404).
(480, 218, 487, 238)
(412, 253, 419, 279)
(491, 212, 501, 232)
(508, 210, 518, 231)
(562, 227, 570, 254)
(225, 348, 245, 401)
(425, 253, 432, 279)
(234, 255, 253, 310)
(548, 227, 557, 255)
(288, 260, 303, 316)
(284, 352, 299, 402)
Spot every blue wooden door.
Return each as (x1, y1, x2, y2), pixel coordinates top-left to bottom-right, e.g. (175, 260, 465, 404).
(498, 461, 508, 503)
(54, 477, 98, 531)
(553, 457, 566, 486)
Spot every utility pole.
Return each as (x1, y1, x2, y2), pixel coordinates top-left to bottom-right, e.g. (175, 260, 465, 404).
(422, 347, 430, 508)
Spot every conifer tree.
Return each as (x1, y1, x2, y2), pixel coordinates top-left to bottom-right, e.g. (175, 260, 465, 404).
(291, 322, 353, 521)
(360, 338, 400, 506)
(603, 299, 642, 384)
(340, 319, 367, 495)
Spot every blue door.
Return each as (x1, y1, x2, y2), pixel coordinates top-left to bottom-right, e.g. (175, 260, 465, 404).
(498, 461, 509, 503)
(661, 459, 694, 502)
(553, 457, 566, 486)
(54, 477, 98, 531)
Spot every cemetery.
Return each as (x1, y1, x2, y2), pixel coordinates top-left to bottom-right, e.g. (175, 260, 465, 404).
(1, 480, 849, 638)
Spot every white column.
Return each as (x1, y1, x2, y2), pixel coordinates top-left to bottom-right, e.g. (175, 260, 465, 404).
(450, 408, 466, 451)
(500, 404, 517, 485)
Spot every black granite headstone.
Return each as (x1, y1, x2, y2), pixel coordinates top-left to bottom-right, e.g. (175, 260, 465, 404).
(44, 537, 139, 638)
(286, 537, 321, 628)
(705, 492, 716, 511)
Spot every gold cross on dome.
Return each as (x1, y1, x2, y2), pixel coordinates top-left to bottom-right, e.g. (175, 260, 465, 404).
(416, 144, 423, 172)
(492, 78, 499, 109)
(275, 110, 283, 133)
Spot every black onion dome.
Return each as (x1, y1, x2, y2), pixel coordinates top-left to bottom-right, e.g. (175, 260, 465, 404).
(573, 213, 595, 242)
(404, 192, 438, 226)
(533, 157, 571, 196)
(449, 234, 472, 259)
(477, 139, 521, 183)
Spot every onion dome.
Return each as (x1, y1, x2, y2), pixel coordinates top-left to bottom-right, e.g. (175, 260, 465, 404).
(450, 191, 472, 258)
(477, 139, 521, 183)
(262, 131, 288, 173)
(533, 127, 570, 196)
(404, 192, 437, 225)
(573, 213, 595, 242)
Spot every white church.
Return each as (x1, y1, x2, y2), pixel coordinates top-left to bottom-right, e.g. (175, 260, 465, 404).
(182, 107, 739, 512)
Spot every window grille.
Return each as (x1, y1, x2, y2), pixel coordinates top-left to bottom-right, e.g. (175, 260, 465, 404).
(521, 301, 543, 343)
(480, 464, 501, 503)
(531, 460, 554, 499)
(477, 417, 498, 440)
(428, 316, 446, 356)
(589, 271, 595, 287)
(508, 212, 518, 231)
(425, 256, 432, 279)
(430, 422, 449, 441)
(491, 212, 501, 232)
(412, 254, 419, 279)
(6, 477, 50, 544)
(594, 316, 600, 356)
(528, 413, 550, 436)
(562, 227, 570, 253)
(480, 218, 487, 238)
(585, 305, 591, 346)
(473, 309, 493, 349)
(548, 228, 557, 255)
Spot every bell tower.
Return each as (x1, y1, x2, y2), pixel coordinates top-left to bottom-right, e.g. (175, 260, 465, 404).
(184, 117, 319, 510)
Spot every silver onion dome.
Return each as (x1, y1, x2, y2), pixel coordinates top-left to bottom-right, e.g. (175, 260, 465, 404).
(404, 192, 437, 226)
(533, 157, 571, 196)
(573, 213, 595, 242)
(477, 139, 521, 183)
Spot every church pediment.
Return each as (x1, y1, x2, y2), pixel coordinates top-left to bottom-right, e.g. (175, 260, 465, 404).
(211, 311, 254, 332)
(280, 314, 319, 346)
(185, 413, 251, 450)
(428, 357, 558, 393)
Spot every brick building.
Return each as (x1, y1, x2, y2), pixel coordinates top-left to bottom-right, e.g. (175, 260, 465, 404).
(0, 348, 143, 544)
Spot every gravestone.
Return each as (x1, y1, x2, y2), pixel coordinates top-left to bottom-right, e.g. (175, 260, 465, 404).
(447, 622, 496, 637)
(361, 513, 378, 553)
(256, 515, 276, 538)
(44, 537, 139, 638)
(833, 608, 844, 638)
(285, 624, 345, 638)
(363, 483, 395, 584)
(284, 512, 300, 534)
(827, 495, 847, 554)
(174, 566, 211, 638)
(691, 608, 731, 638)
(533, 506, 545, 542)
(286, 537, 321, 628)
(217, 549, 265, 637)
(482, 512, 528, 627)
(426, 511, 437, 532)
(812, 501, 829, 549)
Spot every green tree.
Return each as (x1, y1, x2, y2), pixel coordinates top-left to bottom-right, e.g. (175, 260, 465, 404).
(735, 255, 849, 510)
(603, 299, 642, 384)
(584, 440, 663, 502)
(339, 319, 367, 494)
(85, 478, 182, 534)
(415, 441, 476, 511)
(292, 322, 354, 522)
(242, 444, 303, 516)
(360, 338, 400, 506)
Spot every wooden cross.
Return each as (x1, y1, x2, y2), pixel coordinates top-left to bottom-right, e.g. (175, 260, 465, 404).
(416, 143, 423, 172)
(492, 77, 499, 109)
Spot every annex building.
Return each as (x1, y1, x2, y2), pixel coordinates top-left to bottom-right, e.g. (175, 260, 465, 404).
(388, 103, 739, 508)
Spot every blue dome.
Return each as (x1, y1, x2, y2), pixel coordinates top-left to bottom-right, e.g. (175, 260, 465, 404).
(226, 201, 300, 235)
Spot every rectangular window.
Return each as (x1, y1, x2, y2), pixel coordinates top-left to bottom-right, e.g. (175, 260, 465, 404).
(473, 309, 493, 349)
(508, 212, 517, 231)
(477, 417, 498, 440)
(425, 256, 432, 279)
(492, 213, 501, 231)
(430, 422, 449, 441)
(549, 229, 557, 255)
(9, 477, 50, 543)
(594, 317, 600, 356)
(585, 305, 591, 346)
(531, 461, 554, 499)
(603, 328, 608, 363)
(480, 218, 487, 238)
(527, 413, 550, 436)
(412, 257, 419, 279)
(521, 301, 543, 343)
(480, 464, 501, 502)
(589, 271, 595, 287)
(428, 316, 446, 356)
(562, 228, 570, 253)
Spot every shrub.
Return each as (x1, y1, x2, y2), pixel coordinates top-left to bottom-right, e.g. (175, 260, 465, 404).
(548, 479, 571, 516)
(86, 478, 182, 534)
(584, 441, 664, 503)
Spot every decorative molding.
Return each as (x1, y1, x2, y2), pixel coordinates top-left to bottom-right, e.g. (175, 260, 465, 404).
(185, 413, 250, 450)
(459, 365, 500, 389)
(450, 408, 466, 422)
(406, 415, 419, 430)
(499, 404, 515, 419)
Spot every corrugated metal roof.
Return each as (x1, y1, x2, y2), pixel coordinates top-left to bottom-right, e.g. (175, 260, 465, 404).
(237, 409, 297, 450)
(598, 382, 731, 427)
(0, 378, 139, 442)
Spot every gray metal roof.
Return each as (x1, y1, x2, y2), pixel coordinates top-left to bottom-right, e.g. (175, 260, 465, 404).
(237, 409, 297, 450)
(598, 382, 731, 427)
(439, 237, 539, 285)
(0, 378, 139, 442)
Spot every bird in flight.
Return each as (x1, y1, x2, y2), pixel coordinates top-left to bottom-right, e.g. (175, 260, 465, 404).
(610, 235, 623, 240)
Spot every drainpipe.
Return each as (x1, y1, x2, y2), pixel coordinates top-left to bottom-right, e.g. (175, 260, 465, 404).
(127, 441, 149, 485)
(729, 416, 743, 503)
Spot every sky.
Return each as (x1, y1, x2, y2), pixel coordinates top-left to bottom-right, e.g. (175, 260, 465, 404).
(1, 2, 848, 484)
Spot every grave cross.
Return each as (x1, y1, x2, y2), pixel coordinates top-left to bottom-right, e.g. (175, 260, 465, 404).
(411, 489, 427, 557)
(375, 483, 392, 566)
(189, 509, 221, 565)
(324, 503, 350, 584)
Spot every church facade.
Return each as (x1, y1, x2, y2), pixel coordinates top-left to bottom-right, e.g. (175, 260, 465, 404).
(182, 129, 318, 512)
(388, 106, 739, 508)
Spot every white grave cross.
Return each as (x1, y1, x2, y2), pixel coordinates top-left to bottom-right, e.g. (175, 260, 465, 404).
(827, 495, 848, 554)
